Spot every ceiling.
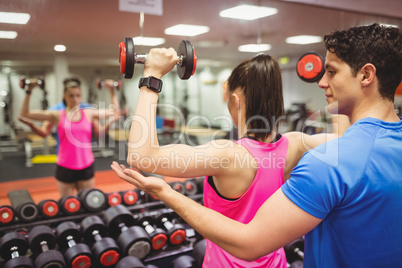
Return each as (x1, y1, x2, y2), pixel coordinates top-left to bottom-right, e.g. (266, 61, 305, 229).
(0, 0, 401, 74)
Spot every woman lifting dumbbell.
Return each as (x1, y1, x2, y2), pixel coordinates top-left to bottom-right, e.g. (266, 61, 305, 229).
(20, 77, 120, 197)
(112, 48, 350, 267)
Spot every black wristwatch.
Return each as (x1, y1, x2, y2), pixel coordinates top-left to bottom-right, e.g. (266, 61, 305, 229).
(138, 76, 163, 93)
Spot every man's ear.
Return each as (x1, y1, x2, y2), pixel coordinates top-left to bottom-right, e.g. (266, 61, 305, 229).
(361, 63, 376, 87)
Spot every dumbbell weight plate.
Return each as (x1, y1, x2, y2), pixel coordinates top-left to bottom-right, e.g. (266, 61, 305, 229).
(296, 52, 325, 83)
(77, 188, 106, 212)
(4, 256, 33, 268)
(177, 40, 197, 80)
(0, 205, 15, 225)
(121, 190, 139, 206)
(59, 195, 81, 215)
(115, 256, 145, 268)
(120, 38, 135, 79)
(117, 226, 151, 260)
(38, 199, 59, 218)
(0, 231, 29, 261)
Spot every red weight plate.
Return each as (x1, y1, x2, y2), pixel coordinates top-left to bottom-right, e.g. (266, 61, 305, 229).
(119, 42, 126, 74)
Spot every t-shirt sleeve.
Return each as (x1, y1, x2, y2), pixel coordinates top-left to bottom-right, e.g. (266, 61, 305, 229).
(281, 149, 345, 219)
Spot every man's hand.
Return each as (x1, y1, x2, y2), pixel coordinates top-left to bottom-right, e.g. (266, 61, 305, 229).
(111, 161, 171, 197)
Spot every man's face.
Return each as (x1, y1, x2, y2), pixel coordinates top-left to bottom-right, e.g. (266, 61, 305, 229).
(318, 51, 361, 116)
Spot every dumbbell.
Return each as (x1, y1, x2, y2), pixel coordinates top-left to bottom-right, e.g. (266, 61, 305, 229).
(115, 256, 158, 268)
(0, 231, 33, 268)
(20, 76, 45, 90)
(169, 181, 186, 195)
(59, 195, 81, 215)
(119, 38, 197, 80)
(170, 255, 197, 268)
(138, 211, 168, 251)
(8, 189, 39, 222)
(28, 225, 65, 268)
(184, 177, 205, 196)
(289, 260, 303, 268)
(284, 237, 304, 263)
(81, 215, 121, 267)
(192, 239, 206, 267)
(107, 191, 123, 207)
(38, 199, 59, 219)
(0, 205, 16, 226)
(103, 204, 152, 260)
(296, 52, 325, 83)
(155, 208, 187, 246)
(55, 221, 93, 268)
(121, 189, 139, 206)
(97, 79, 122, 90)
(77, 188, 107, 212)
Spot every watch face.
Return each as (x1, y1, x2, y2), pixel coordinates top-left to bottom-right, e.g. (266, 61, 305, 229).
(149, 78, 161, 90)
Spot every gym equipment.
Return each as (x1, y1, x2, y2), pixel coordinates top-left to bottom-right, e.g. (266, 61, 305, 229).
(59, 195, 81, 215)
(81, 215, 121, 267)
(289, 260, 303, 268)
(169, 181, 186, 195)
(28, 225, 65, 268)
(192, 239, 206, 267)
(55, 221, 93, 268)
(284, 237, 304, 264)
(38, 199, 59, 219)
(121, 189, 139, 206)
(19, 76, 45, 90)
(103, 204, 152, 260)
(115, 255, 159, 268)
(296, 52, 325, 83)
(97, 79, 122, 90)
(107, 192, 123, 207)
(138, 211, 168, 251)
(155, 209, 186, 246)
(0, 231, 34, 268)
(0, 205, 15, 226)
(8, 189, 39, 222)
(184, 177, 204, 196)
(119, 39, 197, 80)
(77, 188, 107, 212)
(170, 255, 197, 268)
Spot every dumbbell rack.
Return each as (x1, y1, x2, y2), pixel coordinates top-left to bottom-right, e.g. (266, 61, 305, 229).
(0, 191, 204, 267)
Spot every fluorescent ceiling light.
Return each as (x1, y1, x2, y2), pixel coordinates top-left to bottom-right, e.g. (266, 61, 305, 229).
(238, 44, 271, 53)
(220, 5, 278, 20)
(54, 44, 66, 52)
(133, 36, 165, 46)
(0, 12, 30, 24)
(0, 31, 18, 39)
(286, 35, 323, 45)
(164, 24, 209, 37)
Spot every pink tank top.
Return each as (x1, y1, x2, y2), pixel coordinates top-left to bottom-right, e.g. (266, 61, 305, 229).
(203, 135, 289, 268)
(57, 109, 94, 170)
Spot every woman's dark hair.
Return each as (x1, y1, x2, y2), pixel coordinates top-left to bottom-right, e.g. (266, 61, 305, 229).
(62, 78, 81, 105)
(324, 23, 402, 101)
(227, 54, 284, 141)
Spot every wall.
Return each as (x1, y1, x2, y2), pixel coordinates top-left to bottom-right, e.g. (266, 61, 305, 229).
(0, 54, 329, 138)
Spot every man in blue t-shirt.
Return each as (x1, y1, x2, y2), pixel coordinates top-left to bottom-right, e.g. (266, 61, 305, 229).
(110, 23, 402, 267)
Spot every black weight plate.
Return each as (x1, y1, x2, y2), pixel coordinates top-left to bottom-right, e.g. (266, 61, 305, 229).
(0, 231, 29, 260)
(125, 38, 135, 79)
(34, 250, 65, 268)
(177, 40, 194, 80)
(28, 225, 57, 254)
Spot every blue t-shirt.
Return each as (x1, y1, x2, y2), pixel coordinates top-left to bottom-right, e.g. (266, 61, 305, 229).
(49, 102, 93, 152)
(282, 117, 402, 268)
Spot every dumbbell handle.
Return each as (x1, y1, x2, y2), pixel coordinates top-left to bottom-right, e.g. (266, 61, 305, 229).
(160, 217, 174, 230)
(10, 246, 20, 258)
(40, 241, 50, 252)
(142, 220, 156, 235)
(66, 236, 77, 248)
(134, 53, 184, 67)
(92, 230, 103, 242)
(294, 247, 304, 259)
